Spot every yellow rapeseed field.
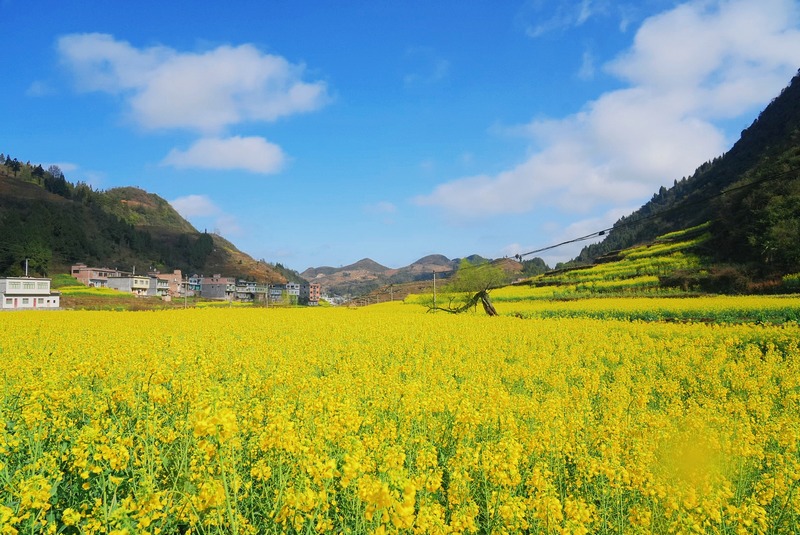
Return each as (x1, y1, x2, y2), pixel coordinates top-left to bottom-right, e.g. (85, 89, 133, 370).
(1, 302, 799, 534)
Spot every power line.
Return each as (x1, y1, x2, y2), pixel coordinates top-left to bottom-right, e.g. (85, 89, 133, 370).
(513, 167, 798, 261)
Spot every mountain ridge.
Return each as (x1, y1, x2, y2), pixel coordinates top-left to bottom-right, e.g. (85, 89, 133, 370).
(575, 71, 800, 276)
(0, 165, 290, 283)
(300, 253, 497, 296)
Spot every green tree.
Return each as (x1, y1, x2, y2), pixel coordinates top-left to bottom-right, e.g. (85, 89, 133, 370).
(426, 259, 508, 315)
(189, 233, 214, 269)
(521, 257, 550, 277)
(445, 259, 508, 293)
(22, 242, 52, 276)
(44, 171, 72, 198)
(8, 158, 21, 177)
(31, 165, 45, 184)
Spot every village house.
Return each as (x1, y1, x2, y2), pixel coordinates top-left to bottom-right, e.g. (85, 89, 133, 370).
(106, 275, 151, 296)
(70, 263, 318, 305)
(235, 280, 260, 301)
(201, 274, 236, 300)
(0, 277, 60, 310)
(71, 263, 121, 287)
(147, 276, 170, 298)
(285, 282, 301, 304)
(72, 263, 185, 299)
(225, 278, 237, 299)
(147, 269, 183, 300)
(188, 275, 202, 296)
(309, 283, 321, 305)
(268, 284, 285, 303)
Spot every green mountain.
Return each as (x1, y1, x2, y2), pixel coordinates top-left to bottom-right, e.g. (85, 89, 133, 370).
(575, 71, 800, 281)
(0, 161, 287, 283)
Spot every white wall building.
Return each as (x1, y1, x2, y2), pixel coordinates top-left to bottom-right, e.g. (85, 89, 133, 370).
(0, 277, 60, 310)
(107, 276, 151, 296)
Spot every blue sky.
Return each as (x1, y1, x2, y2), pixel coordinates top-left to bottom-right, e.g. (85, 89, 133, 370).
(3, 0, 799, 272)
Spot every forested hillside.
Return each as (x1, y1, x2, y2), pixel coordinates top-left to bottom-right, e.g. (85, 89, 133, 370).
(576, 71, 800, 278)
(0, 159, 287, 282)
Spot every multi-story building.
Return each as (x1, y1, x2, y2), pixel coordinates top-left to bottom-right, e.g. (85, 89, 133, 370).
(285, 282, 301, 304)
(148, 276, 170, 298)
(188, 275, 203, 296)
(201, 274, 236, 300)
(71, 263, 121, 287)
(147, 270, 183, 299)
(225, 278, 237, 299)
(0, 277, 60, 310)
(160, 269, 183, 297)
(235, 280, 258, 301)
(107, 275, 151, 296)
(253, 282, 268, 300)
(268, 284, 285, 303)
(309, 283, 321, 305)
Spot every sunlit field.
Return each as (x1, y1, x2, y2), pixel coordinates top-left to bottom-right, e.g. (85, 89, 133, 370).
(2, 302, 799, 534)
(488, 294, 800, 323)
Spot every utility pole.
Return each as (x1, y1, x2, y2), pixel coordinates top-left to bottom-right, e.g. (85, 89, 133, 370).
(433, 270, 437, 311)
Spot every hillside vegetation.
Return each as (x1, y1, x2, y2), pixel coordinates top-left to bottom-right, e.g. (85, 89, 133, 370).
(575, 71, 800, 280)
(403, 223, 799, 322)
(0, 159, 289, 283)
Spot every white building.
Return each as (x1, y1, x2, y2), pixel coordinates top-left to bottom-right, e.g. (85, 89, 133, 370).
(107, 275, 151, 296)
(0, 277, 60, 310)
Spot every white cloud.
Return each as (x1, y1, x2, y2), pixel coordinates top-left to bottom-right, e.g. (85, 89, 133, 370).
(521, 0, 606, 37)
(57, 33, 329, 133)
(26, 81, 54, 97)
(162, 136, 286, 174)
(169, 194, 221, 218)
(365, 201, 397, 215)
(364, 201, 398, 225)
(501, 206, 634, 266)
(576, 0, 595, 26)
(41, 162, 106, 188)
(606, 0, 800, 117)
(45, 162, 78, 173)
(577, 49, 595, 80)
(419, 159, 436, 173)
(213, 215, 243, 237)
(418, 0, 800, 220)
(404, 47, 450, 88)
(81, 171, 107, 189)
(170, 194, 243, 238)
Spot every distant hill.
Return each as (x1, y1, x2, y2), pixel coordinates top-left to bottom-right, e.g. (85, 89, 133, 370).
(303, 258, 390, 279)
(575, 71, 800, 279)
(302, 253, 524, 297)
(356, 256, 525, 303)
(0, 162, 289, 283)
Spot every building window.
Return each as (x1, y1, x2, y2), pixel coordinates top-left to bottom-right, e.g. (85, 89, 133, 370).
(37, 298, 44, 304)
(9, 281, 20, 289)
(22, 298, 29, 305)
(23, 282, 35, 290)
(37, 282, 47, 290)
(4, 298, 11, 305)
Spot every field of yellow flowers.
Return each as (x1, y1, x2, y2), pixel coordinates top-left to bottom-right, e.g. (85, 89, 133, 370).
(2, 302, 799, 534)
